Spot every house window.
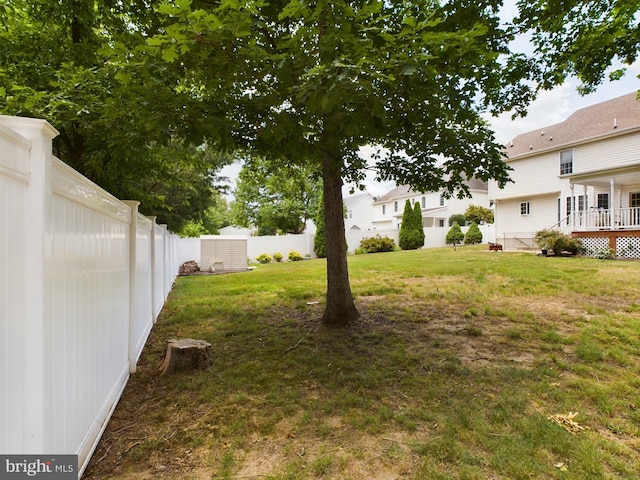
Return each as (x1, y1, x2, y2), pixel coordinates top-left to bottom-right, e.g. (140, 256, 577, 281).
(382, 205, 386, 215)
(597, 193, 609, 209)
(578, 195, 585, 211)
(560, 150, 573, 175)
(439, 194, 445, 206)
(566, 197, 572, 225)
(422, 196, 426, 208)
(439, 219, 445, 227)
(348, 210, 352, 219)
(394, 201, 398, 212)
(520, 202, 530, 215)
(557, 198, 561, 223)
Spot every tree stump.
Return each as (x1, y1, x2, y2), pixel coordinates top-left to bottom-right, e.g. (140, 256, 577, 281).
(158, 338, 212, 375)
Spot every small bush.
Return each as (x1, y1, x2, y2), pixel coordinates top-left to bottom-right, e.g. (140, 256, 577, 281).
(591, 247, 615, 260)
(354, 247, 368, 255)
(446, 222, 464, 246)
(256, 253, 272, 264)
(464, 222, 483, 244)
(535, 230, 583, 256)
(399, 229, 424, 250)
(288, 250, 303, 261)
(273, 252, 283, 262)
(359, 235, 396, 253)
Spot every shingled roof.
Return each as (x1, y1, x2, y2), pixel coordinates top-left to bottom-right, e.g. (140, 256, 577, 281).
(505, 91, 640, 159)
(374, 178, 488, 204)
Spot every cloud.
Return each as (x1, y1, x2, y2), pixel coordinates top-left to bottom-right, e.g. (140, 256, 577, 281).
(488, 85, 575, 144)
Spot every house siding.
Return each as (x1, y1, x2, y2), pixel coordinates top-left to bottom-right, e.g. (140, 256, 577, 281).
(491, 152, 560, 200)
(573, 133, 639, 174)
(495, 193, 559, 238)
(344, 193, 375, 231)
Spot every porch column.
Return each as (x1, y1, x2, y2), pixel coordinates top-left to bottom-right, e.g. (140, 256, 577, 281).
(570, 183, 575, 230)
(582, 185, 588, 229)
(610, 178, 615, 231)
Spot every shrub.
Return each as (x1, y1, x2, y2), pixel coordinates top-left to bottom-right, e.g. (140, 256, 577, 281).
(446, 222, 464, 246)
(465, 205, 494, 224)
(256, 253, 272, 264)
(400, 229, 425, 250)
(273, 252, 283, 262)
(399, 200, 425, 250)
(534, 230, 583, 256)
(359, 235, 396, 253)
(464, 222, 483, 244)
(355, 247, 368, 255)
(591, 247, 615, 260)
(288, 250, 303, 261)
(449, 213, 466, 227)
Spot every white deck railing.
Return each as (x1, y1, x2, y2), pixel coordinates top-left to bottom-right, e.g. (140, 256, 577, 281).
(571, 207, 640, 231)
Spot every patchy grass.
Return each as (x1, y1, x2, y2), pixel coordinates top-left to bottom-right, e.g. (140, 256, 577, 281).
(84, 246, 640, 480)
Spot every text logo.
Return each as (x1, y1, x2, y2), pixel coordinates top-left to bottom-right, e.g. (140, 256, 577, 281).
(0, 455, 77, 479)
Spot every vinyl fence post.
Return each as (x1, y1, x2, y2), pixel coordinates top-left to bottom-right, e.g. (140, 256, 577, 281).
(124, 201, 141, 374)
(7, 117, 59, 452)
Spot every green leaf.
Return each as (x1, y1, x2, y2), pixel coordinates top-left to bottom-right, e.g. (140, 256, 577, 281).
(161, 45, 179, 63)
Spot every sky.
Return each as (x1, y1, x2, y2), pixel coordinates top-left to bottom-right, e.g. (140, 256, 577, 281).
(220, 1, 640, 200)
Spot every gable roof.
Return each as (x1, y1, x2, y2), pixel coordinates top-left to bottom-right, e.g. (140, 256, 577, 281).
(344, 192, 373, 209)
(505, 91, 640, 159)
(374, 179, 488, 204)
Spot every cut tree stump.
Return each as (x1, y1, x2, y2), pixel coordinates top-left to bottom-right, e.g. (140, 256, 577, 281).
(158, 338, 212, 375)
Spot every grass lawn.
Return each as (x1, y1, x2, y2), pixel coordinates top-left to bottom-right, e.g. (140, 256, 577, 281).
(84, 246, 640, 479)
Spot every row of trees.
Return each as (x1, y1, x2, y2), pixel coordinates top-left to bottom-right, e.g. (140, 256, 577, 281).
(446, 222, 483, 249)
(1, 0, 635, 326)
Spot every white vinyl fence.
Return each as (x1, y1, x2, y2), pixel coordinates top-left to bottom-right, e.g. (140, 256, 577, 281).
(182, 224, 495, 265)
(0, 116, 181, 477)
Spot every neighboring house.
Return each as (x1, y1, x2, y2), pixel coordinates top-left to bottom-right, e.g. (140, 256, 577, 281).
(488, 91, 640, 258)
(372, 179, 490, 231)
(344, 192, 376, 231)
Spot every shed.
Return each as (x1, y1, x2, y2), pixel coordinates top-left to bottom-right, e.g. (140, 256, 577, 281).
(200, 235, 248, 272)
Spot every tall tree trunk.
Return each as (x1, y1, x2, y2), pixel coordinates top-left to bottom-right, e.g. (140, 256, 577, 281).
(321, 154, 359, 326)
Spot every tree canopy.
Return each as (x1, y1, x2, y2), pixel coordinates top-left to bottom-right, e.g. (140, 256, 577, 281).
(0, 0, 230, 231)
(465, 205, 494, 225)
(514, 0, 640, 94)
(230, 157, 322, 235)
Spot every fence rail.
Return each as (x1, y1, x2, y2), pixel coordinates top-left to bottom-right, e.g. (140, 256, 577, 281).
(0, 116, 181, 477)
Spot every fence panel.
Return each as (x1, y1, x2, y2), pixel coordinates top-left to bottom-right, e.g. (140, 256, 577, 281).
(49, 158, 132, 462)
(0, 121, 31, 453)
(0, 116, 181, 477)
(153, 224, 166, 319)
(129, 208, 154, 369)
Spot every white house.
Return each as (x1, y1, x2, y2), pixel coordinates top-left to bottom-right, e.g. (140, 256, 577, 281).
(344, 192, 376, 231)
(369, 180, 494, 247)
(372, 179, 490, 230)
(488, 91, 640, 258)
